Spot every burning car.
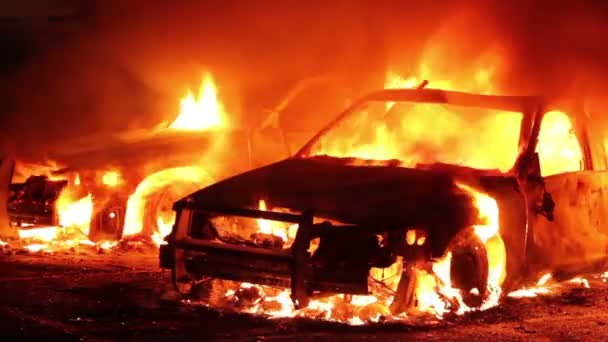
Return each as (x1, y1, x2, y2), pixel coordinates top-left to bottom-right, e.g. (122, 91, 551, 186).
(6, 75, 342, 246)
(160, 85, 608, 316)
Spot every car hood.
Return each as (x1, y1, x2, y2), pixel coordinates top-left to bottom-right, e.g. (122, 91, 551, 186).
(175, 156, 485, 229)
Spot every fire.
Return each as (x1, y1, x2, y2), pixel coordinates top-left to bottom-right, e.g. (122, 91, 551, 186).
(218, 184, 506, 321)
(507, 273, 592, 298)
(536, 110, 583, 176)
(22, 193, 93, 251)
(457, 183, 507, 309)
(395, 183, 505, 317)
(14, 191, 113, 253)
(169, 74, 225, 131)
(310, 73, 522, 172)
(17, 226, 59, 242)
(255, 200, 297, 243)
(57, 193, 93, 235)
(101, 170, 123, 187)
(123, 166, 211, 246)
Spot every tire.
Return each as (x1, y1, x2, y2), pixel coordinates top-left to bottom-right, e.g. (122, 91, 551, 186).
(389, 228, 490, 313)
(142, 181, 201, 237)
(449, 228, 489, 308)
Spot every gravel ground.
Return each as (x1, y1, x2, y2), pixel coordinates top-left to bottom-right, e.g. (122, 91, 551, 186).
(0, 249, 607, 341)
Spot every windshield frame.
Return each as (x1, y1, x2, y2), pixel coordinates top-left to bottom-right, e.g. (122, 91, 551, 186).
(295, 88, 542, 173)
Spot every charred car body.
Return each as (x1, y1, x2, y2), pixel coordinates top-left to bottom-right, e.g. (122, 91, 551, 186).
(7, 77, 342, 241)
(160, 88, 607, 312)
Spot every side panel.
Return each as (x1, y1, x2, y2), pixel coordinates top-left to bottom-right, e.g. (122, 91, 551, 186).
(529, 171, 608, 276)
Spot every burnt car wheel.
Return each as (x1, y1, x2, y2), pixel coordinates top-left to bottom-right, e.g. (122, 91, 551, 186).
(449, 228, 489, 308)
(143, 181, 201, 237)
(89, 195, 127, 241)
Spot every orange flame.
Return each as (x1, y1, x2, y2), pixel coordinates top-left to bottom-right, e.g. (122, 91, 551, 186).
(123, 166, 211, 246)
(170, 74, 225, 131)
(536, 110, 583, 176)
(255, 200, 297, 242)
(57, 193, 93, 235)
(101, 170, 123, 187)
(16, 191, 102, 253)
(456, 183, 507, 309)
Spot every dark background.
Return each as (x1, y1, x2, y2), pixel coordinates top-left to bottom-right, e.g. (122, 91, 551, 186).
(1, 0, 608, 157)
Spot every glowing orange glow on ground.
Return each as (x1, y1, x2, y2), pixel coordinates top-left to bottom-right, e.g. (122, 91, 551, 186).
(170, 74, 225, 131)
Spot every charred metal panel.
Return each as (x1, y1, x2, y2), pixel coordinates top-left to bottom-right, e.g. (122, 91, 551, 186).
(177, 157, 479, 235)
(529, 171, 608, 275)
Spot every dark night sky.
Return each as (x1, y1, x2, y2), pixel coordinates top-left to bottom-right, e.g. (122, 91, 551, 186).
(1, 0, 608, 158)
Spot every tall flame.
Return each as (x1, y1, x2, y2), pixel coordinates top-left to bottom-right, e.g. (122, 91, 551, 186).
(169, 74, 225, 131)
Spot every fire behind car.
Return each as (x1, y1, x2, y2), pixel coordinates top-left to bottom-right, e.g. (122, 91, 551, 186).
(160, 87, 607, 314)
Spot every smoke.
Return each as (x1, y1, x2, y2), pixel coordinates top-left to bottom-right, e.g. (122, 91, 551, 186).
(2, 0, 608, 158)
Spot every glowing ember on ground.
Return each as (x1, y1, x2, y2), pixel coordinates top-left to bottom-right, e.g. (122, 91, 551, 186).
(568, 277, 590, 289)
(507, 273, 593, 298)
(23, 244, 47, 253)
(17, 226, 59, 242)
(537, 273, 552, 286)
(170, 74, 225, 131)
(507, 273, 554, 298)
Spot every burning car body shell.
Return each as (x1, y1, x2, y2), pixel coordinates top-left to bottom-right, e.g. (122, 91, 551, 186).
(6, 76, 342, 241)
(161, 88, 607, 310)
(7, 128, 282, 240)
